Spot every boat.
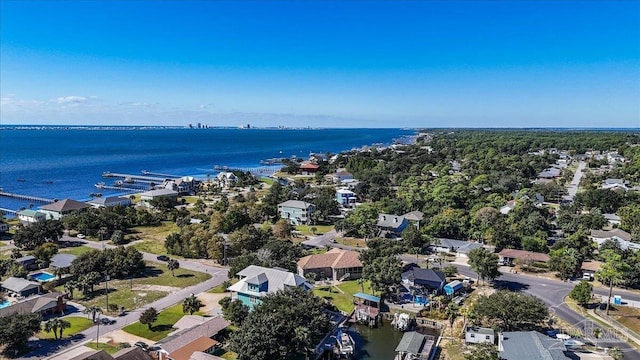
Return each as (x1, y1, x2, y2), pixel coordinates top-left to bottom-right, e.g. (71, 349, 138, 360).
(95, 182, 105, 189)
(335, 328, 355, 359)
(17, 178, 26, 182)
(391, 313, 416, 331)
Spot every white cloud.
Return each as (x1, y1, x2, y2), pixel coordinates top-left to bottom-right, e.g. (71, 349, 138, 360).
(56, 96, 88, 104)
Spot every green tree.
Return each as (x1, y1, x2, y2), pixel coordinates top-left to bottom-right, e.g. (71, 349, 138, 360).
(443, 264, 457, 278)
(110, 230, 125, 245)
(57, 318, 71, 339)
(167, 258, 180, 277)
(32, 243, 59, 265)
(445, 302, 460, 338)
(362, 255, 401, 295)
(83, 305, 102, 323)
(608, 346, 624, 360)
(465, 342, 500, 360)
(473, 291, 549, 331)
(219, 297, 250, 326)
(597, 250, 631, 315)
(0, 312, 41, 356)
(549, 247, 581, 281)
(139, 307, 158, 330)
(273, 219, 293, 239)
(569, 280, 593, 306)
(467, 248, 500, 285)
(64, 281, 77, 300)
(44, 318, 60, 340)
(592, 328, 602, 348)
(182, 294, 203, 315)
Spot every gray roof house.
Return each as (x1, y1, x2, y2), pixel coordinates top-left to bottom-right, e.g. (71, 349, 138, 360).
(228, 265, 312, 309)
(15, 255, 39, 271)
(1, 277, 41, 297)
(50, 253, 77, 269)
(499, 331, 570, 360)
(434, 238, 484, 257)
(39, 199, 91, 220)
(155, 315, 229, 356)
(395, 331, 435, 359)
(277, 200, 315, 225)
(401, 268, 446, 294)
(88, 196, 132, 208)
(0, 292, 66, 317)
(376, 214, 409, 237)
(590, 229, 639, 251)
(465, 326, 494, 344)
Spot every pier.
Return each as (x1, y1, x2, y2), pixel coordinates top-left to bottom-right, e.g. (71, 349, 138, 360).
(0, 208, 18, 215)
(95, 183, 145, 192)
(102, 171, 173, 182)
(0, 191, 54, 204)
(142, 170, 180, 178)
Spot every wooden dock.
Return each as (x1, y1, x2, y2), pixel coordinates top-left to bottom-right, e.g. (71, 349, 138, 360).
(102, 171, 173, 182)
(0, 208, 18, 215)
(0, 191, 54, 203)
(142, 170, 180, 178)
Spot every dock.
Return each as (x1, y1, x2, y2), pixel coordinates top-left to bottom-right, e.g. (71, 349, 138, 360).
(95, 183, 145, 192)
(142, 170, 180, 178)
(0, 191, 54, 203)
(102, 171, 174, 182)
(0, 208, 18, 215)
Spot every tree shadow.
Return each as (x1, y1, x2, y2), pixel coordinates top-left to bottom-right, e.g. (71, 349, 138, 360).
(138, 266, 163, 278)
(491, 279, 530, 292)
(151, 324, 173, 332)
(177, 273, 194, 278)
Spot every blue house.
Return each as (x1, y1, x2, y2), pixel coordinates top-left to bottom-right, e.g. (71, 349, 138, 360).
(227, 265, 312, 309)
(376, 214, 409, 238)
(336, 188, 357, 207)
(401, 268, 446, 294)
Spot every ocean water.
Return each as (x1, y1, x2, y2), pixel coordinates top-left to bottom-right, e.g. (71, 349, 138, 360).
(0, 127, 413, 213)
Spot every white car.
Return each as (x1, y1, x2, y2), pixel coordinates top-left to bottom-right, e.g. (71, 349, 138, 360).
(76, 233, 86, 239)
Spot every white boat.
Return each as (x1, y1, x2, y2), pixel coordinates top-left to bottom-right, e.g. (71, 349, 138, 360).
(335, 329, 355, 358)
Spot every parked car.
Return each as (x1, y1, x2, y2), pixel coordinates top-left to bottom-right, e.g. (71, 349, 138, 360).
(76, 233, 86, 239)
(157, 255, 169, 261)
(134, 342, 149, 351)
(100, 317, 115, 325)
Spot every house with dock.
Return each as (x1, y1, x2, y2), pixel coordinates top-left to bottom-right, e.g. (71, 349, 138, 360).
(17, 209, 47, 226)
(297, 248, 363, 281)
(278, 200, 315, 225)
(88, 196, 132, 208)
(498, 331, 570, 359)
(401, 267, 446, 295)
(39, 199, 91, 220)
(394, 331, 435, 360)
(227, 265, 312, 309)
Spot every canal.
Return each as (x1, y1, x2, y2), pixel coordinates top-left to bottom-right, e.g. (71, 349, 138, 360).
(350, 320, 440, 360)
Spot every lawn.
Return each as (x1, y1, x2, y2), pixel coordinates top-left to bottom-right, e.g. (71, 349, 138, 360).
(38, 317, 93, 339)
(337, 280, 374, 296)
(136, 263, 211, 287)
(209, 279, 237, 293)
(127, 221, 179, 249)
(133, 240, 168, 255)
(609, 305, 640, 335)
(295, 225, 335, 236)
(338, 237, 367, 248)
(59, 245, 94, 257)
(180, 196, 199, 204)
(123, 304, 202, 341)
(313, 286, 354, 313)
(86, 342, 121, 354)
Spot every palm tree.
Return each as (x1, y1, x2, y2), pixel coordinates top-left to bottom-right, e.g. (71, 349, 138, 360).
(608, 346, 623, 360)
(44, 319, 60, 340)
(84, 305, 102, 323)
(592, 328, 602, 348)
(57, 319, 71, 339)
(64, 281, 77, 300)
(182, 294, 203, 315)
(76, 276, 89, 298)
(357, 278, 365, 293)
(167, 259, 180, 277)
(445, 303, 460, 339)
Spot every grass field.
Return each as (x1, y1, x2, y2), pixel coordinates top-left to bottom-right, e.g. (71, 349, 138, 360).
(337, 237, 367, 248)
(59, 245, 94, 257)
(127, 221, 179, 249)
(610, 305, 640, 335)
(136, 263, 211, 287)
(313, 286, 354, 313)
(123, 304, 202, 341)
(38, 317, 93, 340)
(86, 342, 121, 354)
(295, 225, 335, 236)
(337, 280, 373, 296)
(133, 240, 168, 255)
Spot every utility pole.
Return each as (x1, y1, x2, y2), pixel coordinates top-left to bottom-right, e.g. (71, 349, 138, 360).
(96, 313, 100, 348)
(105, 274, 110, 312)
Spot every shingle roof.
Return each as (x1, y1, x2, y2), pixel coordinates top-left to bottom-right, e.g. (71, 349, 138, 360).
(500, 331, 569, 360)
(0, 292, 62, 317)
(139, 189, 179, 197)
(402, 268, 446, 283)
(113, 346, 152, 360)
(297, 248, 363, 270)
(499, 249, 550, 263)
(188, 352, 225, 360)
(437, 239, 484, 254)
(40, 199, 91, 212)
(1, 277, 40, 293)
(157, 316, 229, 354)
(581, 261, 603, 272)
(403, 211, 424, 222)
(15, 255, 36, 263)
(278, 200, 314, 209)
(169, 336, 219, 360)
(228, 265, 311, 297)
(395, 331, 426, 354)
(377, 214, 407, 229)
(88, 196, 131, 206)
(51, 253, 77, 268)
(590, 229, 632, 242)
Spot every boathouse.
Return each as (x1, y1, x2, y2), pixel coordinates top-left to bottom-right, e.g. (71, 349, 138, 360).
(394, 331, 435, 360)
(352, 292, 381, 326)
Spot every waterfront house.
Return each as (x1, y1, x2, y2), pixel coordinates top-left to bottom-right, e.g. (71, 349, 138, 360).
(227, 265, 312, 309)
(498, 249, 550, 266)
(376, 214, 409, 238)
(154, 315, 228, 360)
(17, 209, 46, 226)
(278, 200, 315, 225)
(39, 199, 91, 220)
(50, 253, 77, 270)
(394, 331, 435, 360)
(15, 255, 39, 271)
(498, 331, 570, 360)
(215, 172, 238, 188)
(434, 238, 484, 258)
(0, 292, 66, 318)
(139, 189, 179, 202)
(401, 267, 446, 294)
(297, 248, 363, 281)
(299, 162, 320, 175)
(88, 195, 132, 208)
(336, 188, 357, 207)
(590, 229, 638, 251)
(1, 276, 41, 297)
(330, 169, 354, 183)
(465, 326, 495, 344)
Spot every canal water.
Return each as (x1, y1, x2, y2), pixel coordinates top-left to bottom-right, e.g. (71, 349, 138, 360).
(350, 320, 440, 360)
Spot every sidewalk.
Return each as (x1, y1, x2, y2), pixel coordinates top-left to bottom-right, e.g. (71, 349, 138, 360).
(589, 308, 640, 348)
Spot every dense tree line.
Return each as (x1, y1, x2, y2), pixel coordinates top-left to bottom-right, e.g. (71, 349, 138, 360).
(63, 205, 162, 238)
(70, 247, 145, 279)
(13, 220, 64, 250)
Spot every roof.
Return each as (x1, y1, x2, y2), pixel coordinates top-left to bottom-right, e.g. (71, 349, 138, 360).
(189, 352, 225, 360)
(500, 331, 569, 360)
(377, 214, 407, 229)
(403, 211, 424, 221)
(498, 249, 550, 263)
(603, 213, 621, 222)
(278, 200, 314, 210)
(158, 316, 229, 354)
(590, 229, 632, 242)
(229, 266, 311, 297)
(139, 189, 179, 197)
(40, 199, 90, 213)
(15, 255, 36, 263)
(51, 253, 77, 268)
(604, 178, 626, 185)
(402, 268, 446, 283)
(68, 349, 114, 360)
(169, 336, 219, 360)
(467, 326, 494, 336)
(1, 277, 40, 293)
(172, 315, 210, 334)
(395, 331, 426, 354)
(354, 292, 381, 303)
(297, 248, 363, 271)
(300, 162, 320, 170)
(436, 239, 484, 254)
(17, 209, 45, 217)
(88, 196, 132, 206)
(444, 280, 463, 290)
(112, 346, 152, 360)
(581, 261, 603, 272)
(0, 292, 62, 317)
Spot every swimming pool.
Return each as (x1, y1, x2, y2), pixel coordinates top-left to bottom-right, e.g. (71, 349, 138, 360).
(31, 271, 56, 282)
(0, 300, 11, 309)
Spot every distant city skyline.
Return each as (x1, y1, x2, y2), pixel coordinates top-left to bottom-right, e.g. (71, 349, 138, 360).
(1, 1, 639, 128)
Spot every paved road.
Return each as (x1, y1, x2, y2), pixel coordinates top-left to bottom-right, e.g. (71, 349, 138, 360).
(20, 237, 229, 359)
(566, 160, 586, 201)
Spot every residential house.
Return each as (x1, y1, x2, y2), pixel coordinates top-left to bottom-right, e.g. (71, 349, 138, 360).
(580, 261, 603, 280)
(0, 221, 9, 233)
(17, 209, 46, 226)
(112, 347, 153, 360)
(498, 331, 570, 360)
(0, 291, 66, 318)
(155, 316, 229, 360)
(56, 347, 152, 360)
(227, 265, 312, 309)
(299, 162, 320, 175)
(278, 200, 315, 225)
(336, 188, 357, 207)
(498, 249, 550, 266)
(376, 214, 409, 238)
(465, 326, 494, 344)
(401, 267, 446, 294)
(500, 200, 516, 215)
(590, 229, 639, 251)
(602, 178, 629, 191)
(215, 172, 238, 188)
(538, 167, 561, 179)
(66, 350, 115, 360)
(39, 199, 91, 220)
(139, 189, 179, 202)
(187, 352, 225, 360)
(434, 238, 484, 258)
(607, 152, 626, 164)
(297, 248, 363, 281)
(603, 213, 621, 226)
(50, 253, 77, 270)
(0, 276, 41, 297)
(88, 196, 132, 208)
(330, 169, 354, 183)
(403, 211, 424, 229)
(15, 255, 39, 271)
(394, 331, 435, 360)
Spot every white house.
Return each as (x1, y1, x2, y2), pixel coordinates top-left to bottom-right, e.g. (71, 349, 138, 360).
(590, 229, 639, 251)
(465, 326, 495, 344)
(88, 196, 132, 208)
(139, 189, 179, 202)
(278, 200, 315, 225)
(39, 199, 91, 220)
(216, 172, 238, 188)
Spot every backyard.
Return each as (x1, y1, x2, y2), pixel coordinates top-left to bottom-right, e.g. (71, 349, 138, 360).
(295, 225, 335, 236)
(311, 280, 375, 313)
(122, 304, 203, 341)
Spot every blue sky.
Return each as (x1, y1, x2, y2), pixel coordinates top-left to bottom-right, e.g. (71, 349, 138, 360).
(1, 1, 638, 128)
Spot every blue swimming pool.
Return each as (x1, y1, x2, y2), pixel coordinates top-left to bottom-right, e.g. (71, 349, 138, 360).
(0, 300, 11, 309)
(31, 271, 56, 282)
